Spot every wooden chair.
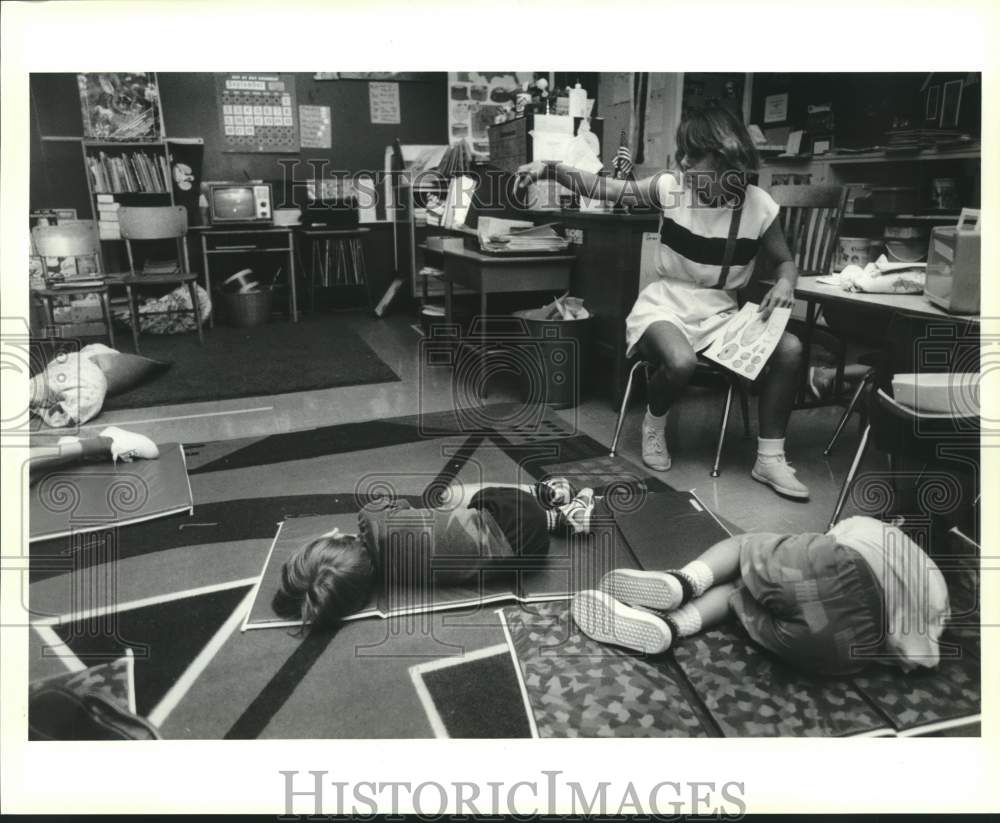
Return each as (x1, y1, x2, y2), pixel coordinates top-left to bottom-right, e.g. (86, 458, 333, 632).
(770, 184, 849, 276)
(117, 205, 204, 353)
(31, 221, 116, 347)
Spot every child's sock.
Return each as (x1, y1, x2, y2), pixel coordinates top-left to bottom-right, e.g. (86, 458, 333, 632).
(535, 476, 578, 509)
(676, 559, 714, 600)
(644, 407, 667, 431)
(557, 488, 595, 534)
(663, 602, 703, 638)
(756, 436, 786, 462)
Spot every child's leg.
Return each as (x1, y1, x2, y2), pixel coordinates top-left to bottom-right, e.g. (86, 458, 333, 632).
(599, 534, 746, 610)
(29, 436, 112, 485)
(753, 332, 810, 498)
(571, 581, 740, 655)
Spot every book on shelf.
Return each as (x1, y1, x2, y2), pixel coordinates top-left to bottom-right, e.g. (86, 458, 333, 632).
(87, 149, 168, 194)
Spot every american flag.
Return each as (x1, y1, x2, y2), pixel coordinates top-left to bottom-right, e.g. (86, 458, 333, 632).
(611, 130, 634, 180)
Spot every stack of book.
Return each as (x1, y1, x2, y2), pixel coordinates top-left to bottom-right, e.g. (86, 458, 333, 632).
(477, 218, 570, 254)
(883, 129, 964, 150)
(87, 150, 170, 194)
(96, 195, 121, 240)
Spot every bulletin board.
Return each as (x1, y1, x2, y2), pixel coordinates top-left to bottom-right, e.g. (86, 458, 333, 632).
(447, 72, 538, 156)
(216, 73, 298, 153)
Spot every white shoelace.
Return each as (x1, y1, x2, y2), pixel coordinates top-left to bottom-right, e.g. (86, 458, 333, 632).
(644, 427, 666, 454)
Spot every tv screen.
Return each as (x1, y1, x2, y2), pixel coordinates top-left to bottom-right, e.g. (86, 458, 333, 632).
(211, 187, 256, 221)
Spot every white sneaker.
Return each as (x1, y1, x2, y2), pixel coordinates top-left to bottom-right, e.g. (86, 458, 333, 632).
(751, 455, 809, 499)
(641, 418, 671, 472)
(571, 589, 673, 655)
(99, 427, 159, 463)
(599, 568, 683, 610)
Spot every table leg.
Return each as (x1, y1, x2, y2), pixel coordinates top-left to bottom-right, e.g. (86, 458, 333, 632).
(288, 231, 298, 322)
(799, 299, 818, 405)
(480, 288, 488, 398)
(201, 235, 213, 328)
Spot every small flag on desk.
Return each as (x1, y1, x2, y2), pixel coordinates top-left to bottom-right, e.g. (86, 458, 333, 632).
(611, 130, 634, 180)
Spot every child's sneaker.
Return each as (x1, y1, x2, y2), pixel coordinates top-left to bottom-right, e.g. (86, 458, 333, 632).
(751, 456, 809, 499)
(641, 418, 671, 472)
(99, 427, 159, 463)
(571, 589, 673, 655)
(558, 488, 595, 534)
(599, 568, 684, 611)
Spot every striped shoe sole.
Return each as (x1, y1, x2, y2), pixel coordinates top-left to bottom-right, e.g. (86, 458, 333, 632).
(571, 590, 673, 655)
(598, 568, 681, 610)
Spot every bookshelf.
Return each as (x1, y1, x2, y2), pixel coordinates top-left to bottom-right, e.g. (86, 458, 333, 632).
(80, 140, 175, 244)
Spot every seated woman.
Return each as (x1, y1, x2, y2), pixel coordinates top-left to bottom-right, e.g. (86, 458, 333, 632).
(274, 478, 596, 630)
(572, 516, 950, 675)
(518, 105, 807, 499)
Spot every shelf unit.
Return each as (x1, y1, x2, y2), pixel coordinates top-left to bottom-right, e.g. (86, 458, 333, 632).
(760, 146, 981, 235)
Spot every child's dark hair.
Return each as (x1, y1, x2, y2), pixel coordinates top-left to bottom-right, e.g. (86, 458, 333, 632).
(675, 105, 760, 173)
(272, 533, 374, 632)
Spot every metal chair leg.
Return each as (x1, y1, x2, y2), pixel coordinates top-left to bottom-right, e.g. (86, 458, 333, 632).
(737, 380, 751, 437)
(99, 290, 116, 349)
(610, 360, 646, 458)
(125, 284, 141, 354)
(824, 371, 872, 456)
(828, 422, 872, 530)
(187, 281, 205, 345)
(711, 382, 734, 478)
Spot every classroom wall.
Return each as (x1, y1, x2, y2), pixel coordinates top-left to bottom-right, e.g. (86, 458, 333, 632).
(29, 72, 449, 213)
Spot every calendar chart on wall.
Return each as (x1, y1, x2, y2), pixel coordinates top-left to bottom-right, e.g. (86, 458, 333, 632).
(216, 73, 298, 153)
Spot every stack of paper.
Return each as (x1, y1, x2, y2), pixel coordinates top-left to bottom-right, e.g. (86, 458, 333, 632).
(478, 218, 570, 254)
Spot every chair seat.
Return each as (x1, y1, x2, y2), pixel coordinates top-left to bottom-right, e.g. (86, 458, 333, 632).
(35, 282, 110, 297)
(117, 272, 198, 285)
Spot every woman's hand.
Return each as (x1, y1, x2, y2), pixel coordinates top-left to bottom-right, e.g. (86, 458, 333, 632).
(758, 278, 795, 320)
(515, 160, 550, 190)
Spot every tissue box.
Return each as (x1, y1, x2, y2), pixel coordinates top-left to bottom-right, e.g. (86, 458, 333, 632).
(891, 372, 980, 416)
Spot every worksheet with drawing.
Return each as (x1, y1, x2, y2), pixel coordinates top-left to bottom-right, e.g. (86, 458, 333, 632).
(701, 302, 791, 380)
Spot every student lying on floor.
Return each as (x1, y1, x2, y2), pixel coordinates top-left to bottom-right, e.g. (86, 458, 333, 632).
(274, 478, 596, 629)
(572, 516, 950, 674)
(29, 426, 159, 485)
(517, 105, 808, 499)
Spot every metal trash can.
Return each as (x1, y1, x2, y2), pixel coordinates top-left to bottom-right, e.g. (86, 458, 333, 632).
(221, 289, 272, 327)
(512, 308, 593, 409)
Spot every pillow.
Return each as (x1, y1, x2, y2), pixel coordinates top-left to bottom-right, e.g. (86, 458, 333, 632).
(87, 347, 171, 397)
(31, 352, 108, 428)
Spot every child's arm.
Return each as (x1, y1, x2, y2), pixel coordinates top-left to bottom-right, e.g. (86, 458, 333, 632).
(757, 219, 798, 320)
(516, 161, 664, 209)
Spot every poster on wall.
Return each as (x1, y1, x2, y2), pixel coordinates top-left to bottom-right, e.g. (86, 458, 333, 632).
(78, 73, 163, 141)
(299, 104, 332, 149)
(447, 72, 538, 156)
(369, 81, 401, 124)
(216, 73, 298, 153)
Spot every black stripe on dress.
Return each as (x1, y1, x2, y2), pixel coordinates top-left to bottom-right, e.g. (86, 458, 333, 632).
(660, 217, 760, 267)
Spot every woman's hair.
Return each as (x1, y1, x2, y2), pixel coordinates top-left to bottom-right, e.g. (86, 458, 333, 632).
(675, 104, 761, 173)
(272, 533, 374, 631)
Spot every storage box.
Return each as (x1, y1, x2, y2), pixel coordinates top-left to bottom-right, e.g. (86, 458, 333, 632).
(891, 372, 980, 416)
(925, 225, 980, 314)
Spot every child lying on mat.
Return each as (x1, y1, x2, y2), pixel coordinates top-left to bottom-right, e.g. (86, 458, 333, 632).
(572, 516, 950, 675)
(274, 478, 597, 629)
(29, 427, 159, 485)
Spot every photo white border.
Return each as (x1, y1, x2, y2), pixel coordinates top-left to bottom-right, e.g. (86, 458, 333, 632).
(2, 0, 998, 815)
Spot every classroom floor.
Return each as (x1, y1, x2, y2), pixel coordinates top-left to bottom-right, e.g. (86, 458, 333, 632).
(28, 310, 978, 738)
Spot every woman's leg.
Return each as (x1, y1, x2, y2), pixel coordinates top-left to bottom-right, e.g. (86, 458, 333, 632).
(637, 321, 699, 416)
(753, 332, 810, 499)
(757, 331, 803, 439)
(636, 321, 697, 471)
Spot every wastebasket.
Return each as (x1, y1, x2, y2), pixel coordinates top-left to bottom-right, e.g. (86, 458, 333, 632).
(512, 308, 593, 409)
(221, 289, 273, 327)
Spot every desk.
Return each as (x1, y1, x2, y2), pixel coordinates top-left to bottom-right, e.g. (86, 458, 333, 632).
(193, 226, 298, 325)
(767, 275, 980, 406)
(441, 246, 574, 391)
(526, 209, 659, 403)
(297, 227, 371, 311)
